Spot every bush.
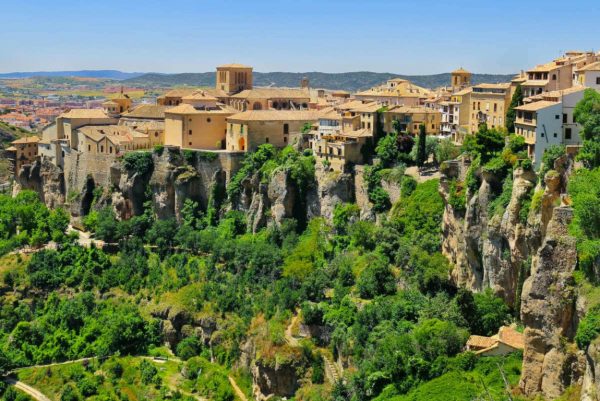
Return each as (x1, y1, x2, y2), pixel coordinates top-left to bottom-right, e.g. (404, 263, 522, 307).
(122, 152, 153, 176)
(448, 180, 466, 214)
(576, 307, 600, 349)
(176, 336, 202, 361)
(540, 145, 565, 179)
(153, 144, 164, 155)
(356, 253, 396, 298)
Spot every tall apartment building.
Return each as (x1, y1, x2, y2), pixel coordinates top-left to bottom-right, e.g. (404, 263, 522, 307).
(467, 83, 512, 133)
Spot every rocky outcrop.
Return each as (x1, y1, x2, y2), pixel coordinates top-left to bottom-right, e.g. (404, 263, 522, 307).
(582, 340, 600, 401)
(307, 166, 354, 221)
(14, 157, 65, 208)
(252, 357, 301, 401)
(519, 206, 584, 398)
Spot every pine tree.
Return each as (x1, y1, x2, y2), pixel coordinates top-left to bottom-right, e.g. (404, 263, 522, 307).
(416, 123, 427, 168)
(505, 84, 523, 134)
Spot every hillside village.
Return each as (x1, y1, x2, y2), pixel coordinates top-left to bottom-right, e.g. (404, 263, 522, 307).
(6, 50, 600, 182)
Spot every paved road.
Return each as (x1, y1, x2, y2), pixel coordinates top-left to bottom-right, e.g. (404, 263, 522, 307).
(3, 377, 51, 401)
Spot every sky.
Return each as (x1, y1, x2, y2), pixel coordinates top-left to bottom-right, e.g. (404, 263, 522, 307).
(1, 0, 599, 75)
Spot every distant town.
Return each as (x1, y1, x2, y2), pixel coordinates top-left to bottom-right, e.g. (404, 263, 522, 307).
(3, 50, 600, 180)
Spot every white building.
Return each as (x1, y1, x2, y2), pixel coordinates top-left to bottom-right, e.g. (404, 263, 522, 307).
(514, 87, 588, 167)
(438, 101, 460, 138)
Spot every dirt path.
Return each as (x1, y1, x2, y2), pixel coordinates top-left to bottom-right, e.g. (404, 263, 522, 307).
(228, 376, 249, 401)
(284, 312, 300, 347)
(3, 377, 51, 401)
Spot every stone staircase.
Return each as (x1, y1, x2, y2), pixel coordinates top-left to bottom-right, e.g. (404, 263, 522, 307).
(322, 354, 341, 384)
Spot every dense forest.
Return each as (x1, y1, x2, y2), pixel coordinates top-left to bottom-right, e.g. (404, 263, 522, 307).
(0, 89, 599, 401)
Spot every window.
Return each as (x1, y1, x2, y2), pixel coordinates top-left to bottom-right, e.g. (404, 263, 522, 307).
(337, 148, 341, 156)
(596, 77, 600, 85)
(493, 103, 497, 112)
(155, 132, 159, 137)
(553, 133, 558, 138)
(284, 137, 287, 143)
(100, 145, 104, 152)
(189, 130, 192, 135)
(541, 133, 545, 137)
(563, 114, 567, 123)
(189, 142, 192, 146)
(556, 115, 560, 119)
(265, 137, 269, 143)
(88, 145, 91, 151)
(283, 123, 289, 135)
(552, 74, 557, 80)
(207, 118, 211, 123)
(431, 124, 435, 129)
(565, 128, 572, 140)
(109, 146, 113, 153)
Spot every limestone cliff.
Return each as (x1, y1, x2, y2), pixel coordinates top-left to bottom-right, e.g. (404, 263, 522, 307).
(14, 158, 65, 208)
(440, 155, 591, 399)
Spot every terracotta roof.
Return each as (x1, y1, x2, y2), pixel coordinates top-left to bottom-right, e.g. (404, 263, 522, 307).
(351, 103, 382, 113)
(515, 100, 558, 111)
(60, 109, 110, 119)
(182, 91, 218, 102)
(165, 104, 234, 115)
(5, 146, 17, 151)
(11, 136, 40, 144)
(577, 61, 600, 72)
(356, 80, 431, 98)
(498, 326, 524, 349)
(230, 88, 310, 100)
(387, 105, 438, 114)
(340, 128, 371, 138)
(466, 335, 497, 349)
(522, 80, 549, 86)
(452, 67, 471, 74)
(121, 104, 167, 119)
(102, 100, 118, 105)
(528, 62, 558, 73)
(217, 63, 252, 69)
(453, 87, 473, 96)
(473, 83, 511, 90)
(162, 88, 197, 98)
(227, 110, 322, 122)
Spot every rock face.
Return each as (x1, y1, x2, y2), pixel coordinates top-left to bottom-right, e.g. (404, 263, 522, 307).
(582, 340, 600, 401)
(252, 358, 300, 401)
(519, 206, 584, 398)
(14, 158, 65, 208)
(440, 155, 590, 399)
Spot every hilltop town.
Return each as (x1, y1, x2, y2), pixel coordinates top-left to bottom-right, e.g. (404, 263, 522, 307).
(5, 50, 600, 183)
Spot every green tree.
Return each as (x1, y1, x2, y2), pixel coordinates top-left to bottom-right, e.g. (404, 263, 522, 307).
(505, 84, 523, 133)
(416, 124, 427, 167)
(375, 133, 399, 167)
(573, 88, 600, 168)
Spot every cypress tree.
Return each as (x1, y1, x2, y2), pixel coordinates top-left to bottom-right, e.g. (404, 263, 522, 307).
(416, 123, 427, 167)
(506, 84, 523, 134)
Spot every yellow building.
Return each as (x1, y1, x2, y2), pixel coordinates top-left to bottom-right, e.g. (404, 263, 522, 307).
(164, 103, 235, 150)
(466, 83, 511, 133)
(216, 64, 253, 95)
(6, 136, 40, 174)
(355, 78, 431, 106)
(383, 105, 441, 135)
(226, 110, 321, 152)
(451, 68, 472, 91)
(75, 125, 153, 155)
(312, 129, 371, 172)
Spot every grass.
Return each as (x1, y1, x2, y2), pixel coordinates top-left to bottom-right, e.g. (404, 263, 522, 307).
(379, 353, 524, 401)
(16, 356, 187, 401)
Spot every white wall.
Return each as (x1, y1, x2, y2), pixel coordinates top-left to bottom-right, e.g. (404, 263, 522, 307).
(534, 103, 562, 167)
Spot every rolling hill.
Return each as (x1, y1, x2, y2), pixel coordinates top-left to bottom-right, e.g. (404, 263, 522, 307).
(123, 71, 516, 91)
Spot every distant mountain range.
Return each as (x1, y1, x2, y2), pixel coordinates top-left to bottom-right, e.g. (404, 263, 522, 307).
(124, 71, 515, 91)
(0, 70, 145, 80)
(0, 70, 516, 91)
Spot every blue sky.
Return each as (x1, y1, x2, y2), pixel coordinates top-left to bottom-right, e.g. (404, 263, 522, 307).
(1, 0, 598, 74)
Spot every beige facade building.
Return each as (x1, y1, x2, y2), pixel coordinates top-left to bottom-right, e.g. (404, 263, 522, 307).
(228, 88, 311, 111)
(355, 78, 431, 106)
(466, 83, 511, 133)
(227, 110, 321, 152)
(6, 136, 40, 174)
(383, 105, 441, 135)
(521, 51, 599, 98)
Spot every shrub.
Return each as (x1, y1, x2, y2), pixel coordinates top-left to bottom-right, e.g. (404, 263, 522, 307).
(123, 152, 153, 176)
(576, 307, 600, 349)
(153, 144, 164, 155)
(540, 145, 565, 179)
(448, 179, 466, 214)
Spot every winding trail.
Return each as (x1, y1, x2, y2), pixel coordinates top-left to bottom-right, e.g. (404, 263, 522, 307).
(284, 312, 301, 347)
(3, 377, 51, 401)
(228, 376, 249, 401)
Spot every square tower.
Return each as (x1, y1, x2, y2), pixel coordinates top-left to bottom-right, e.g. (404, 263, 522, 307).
(216, 64, 253, 95)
